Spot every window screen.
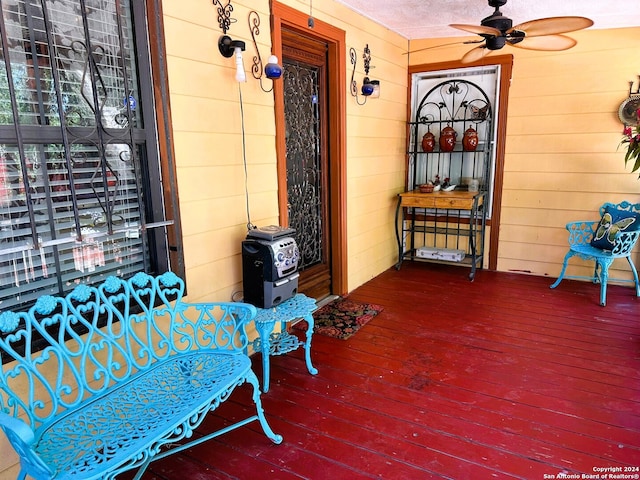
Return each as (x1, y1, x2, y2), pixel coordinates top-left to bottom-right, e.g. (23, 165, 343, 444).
(0, 0, 171, 310)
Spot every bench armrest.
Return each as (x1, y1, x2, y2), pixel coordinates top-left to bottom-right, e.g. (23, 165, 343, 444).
(169, 301, 257, 352)
(565, 220, 598, 247)
(0, 412, 53, 478)
(566, 220, 640, 255)
(611, 229, 640, 255)
(0, 411, 34, 444)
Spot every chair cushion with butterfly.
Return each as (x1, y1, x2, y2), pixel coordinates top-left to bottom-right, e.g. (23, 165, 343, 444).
(550, 201, 640, 306)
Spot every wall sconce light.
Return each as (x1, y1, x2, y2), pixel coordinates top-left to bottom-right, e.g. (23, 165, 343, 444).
(248, 10, 282, 92)
(369, 79, 380, 98)
(350, 44, 380, 105)
(219, 35, 246, 82)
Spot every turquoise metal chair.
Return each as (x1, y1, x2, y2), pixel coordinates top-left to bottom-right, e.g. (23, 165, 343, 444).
(550, 201, 640, 306)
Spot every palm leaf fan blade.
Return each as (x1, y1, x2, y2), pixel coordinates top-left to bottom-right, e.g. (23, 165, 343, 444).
(508, 16, 593, 37)
(449, 24, 501, 37)
(405, 40, 481, 55)
(509, 34, 577, 51)
(461, 45, 491, 64)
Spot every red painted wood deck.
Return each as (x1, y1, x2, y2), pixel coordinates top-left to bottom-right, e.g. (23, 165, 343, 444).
(139, 262, 640, 479)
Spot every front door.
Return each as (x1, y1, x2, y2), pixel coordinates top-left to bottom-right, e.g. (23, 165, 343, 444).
(281, 30, 331, 300)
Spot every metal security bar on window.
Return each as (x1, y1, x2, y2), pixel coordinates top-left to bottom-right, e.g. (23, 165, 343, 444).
(0, 0, 170, 311)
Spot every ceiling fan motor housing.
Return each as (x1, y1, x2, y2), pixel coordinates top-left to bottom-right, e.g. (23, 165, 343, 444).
(481, 12, 512, 49)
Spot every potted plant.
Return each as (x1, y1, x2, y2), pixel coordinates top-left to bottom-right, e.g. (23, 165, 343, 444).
(620, 107, 640, 178)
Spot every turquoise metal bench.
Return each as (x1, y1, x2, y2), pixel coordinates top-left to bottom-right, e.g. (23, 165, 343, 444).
(0, 271, 282, 480)
(550, 201, 640, 306)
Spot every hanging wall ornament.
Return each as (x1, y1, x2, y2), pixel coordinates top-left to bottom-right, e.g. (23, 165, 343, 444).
(212, 0, 236, 34)
(22, 250, 29, 283)
(73, 244, 84, 273)
(97, 241, 105, 267)
(112, 239, 122, 264)
(27, 248, 35, 281)
(84, 244, 95, 273)
(13, 256, 19, 287)
(38, 237, 48, 278)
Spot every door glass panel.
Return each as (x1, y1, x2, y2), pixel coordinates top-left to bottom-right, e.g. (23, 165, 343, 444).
(283, 59, 323, 270)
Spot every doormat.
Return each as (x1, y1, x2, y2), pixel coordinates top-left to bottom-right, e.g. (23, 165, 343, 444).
(294, 297, 383, 340)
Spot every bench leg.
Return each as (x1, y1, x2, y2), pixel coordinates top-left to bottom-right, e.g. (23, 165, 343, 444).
(144, 373, 283, 468)
(246, 370, 283, 444)
(596, 258, 614, 306)
(626, 255, 640, 297)
(550, 251, 575, 289)
(132, 460, 152, 480)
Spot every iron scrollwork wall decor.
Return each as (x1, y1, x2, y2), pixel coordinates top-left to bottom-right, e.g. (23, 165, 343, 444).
(350, 44, 378, 105)
(212, 0, 236, 34)
(248, 10, 282, 92)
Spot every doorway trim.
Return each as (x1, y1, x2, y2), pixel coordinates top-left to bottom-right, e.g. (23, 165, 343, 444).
(271, 2, 348, 296)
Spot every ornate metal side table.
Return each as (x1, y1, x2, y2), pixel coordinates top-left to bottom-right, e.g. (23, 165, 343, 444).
(252, 293, 318, 392)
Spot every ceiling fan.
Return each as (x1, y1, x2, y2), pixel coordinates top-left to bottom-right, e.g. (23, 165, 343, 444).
(417, 0, 594, 63)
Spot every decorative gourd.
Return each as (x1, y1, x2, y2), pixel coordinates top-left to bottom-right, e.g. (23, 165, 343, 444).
(421, 131, 435, 152)
(439, 126, 457, 152)
(463, 127, 479, 151)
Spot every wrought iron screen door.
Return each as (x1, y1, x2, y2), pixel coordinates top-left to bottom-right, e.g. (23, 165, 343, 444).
(282, 31, 331, 300)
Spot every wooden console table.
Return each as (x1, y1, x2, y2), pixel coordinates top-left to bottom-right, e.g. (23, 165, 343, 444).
(395, 190, 486, 280)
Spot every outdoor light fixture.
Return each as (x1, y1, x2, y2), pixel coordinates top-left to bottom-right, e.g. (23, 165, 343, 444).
(219, 35, 246, 82)
(369, 79, 380, 98)
(248, 10, 282, 92)
(350, 44, 380, 105)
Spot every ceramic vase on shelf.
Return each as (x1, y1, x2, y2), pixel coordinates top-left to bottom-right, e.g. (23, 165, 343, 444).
(421, 130, 435, 152)
(439, 125, 457, 152)
(462, 127, 479, 151)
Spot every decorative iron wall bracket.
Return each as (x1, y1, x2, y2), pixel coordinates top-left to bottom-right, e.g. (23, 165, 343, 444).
(350, 45, 378, 105)
(212, 0, 235, 34)
(248, 10, 282, 92)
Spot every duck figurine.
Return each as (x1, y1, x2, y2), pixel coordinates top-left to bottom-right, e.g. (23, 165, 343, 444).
(441, 177, 456, 192)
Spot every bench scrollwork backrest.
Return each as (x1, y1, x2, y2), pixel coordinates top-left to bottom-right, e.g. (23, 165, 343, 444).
(0, 272, 255, 430)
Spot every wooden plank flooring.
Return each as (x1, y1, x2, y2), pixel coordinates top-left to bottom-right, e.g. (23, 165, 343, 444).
(140, 262, 640, 479)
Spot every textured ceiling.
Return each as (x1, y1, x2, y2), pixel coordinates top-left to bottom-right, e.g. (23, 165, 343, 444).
(335, 0, 640, 39)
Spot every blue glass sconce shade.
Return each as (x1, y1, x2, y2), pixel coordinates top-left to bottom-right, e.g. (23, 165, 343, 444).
(264, 55, 283, 80)
(361, 79, 374, 96)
